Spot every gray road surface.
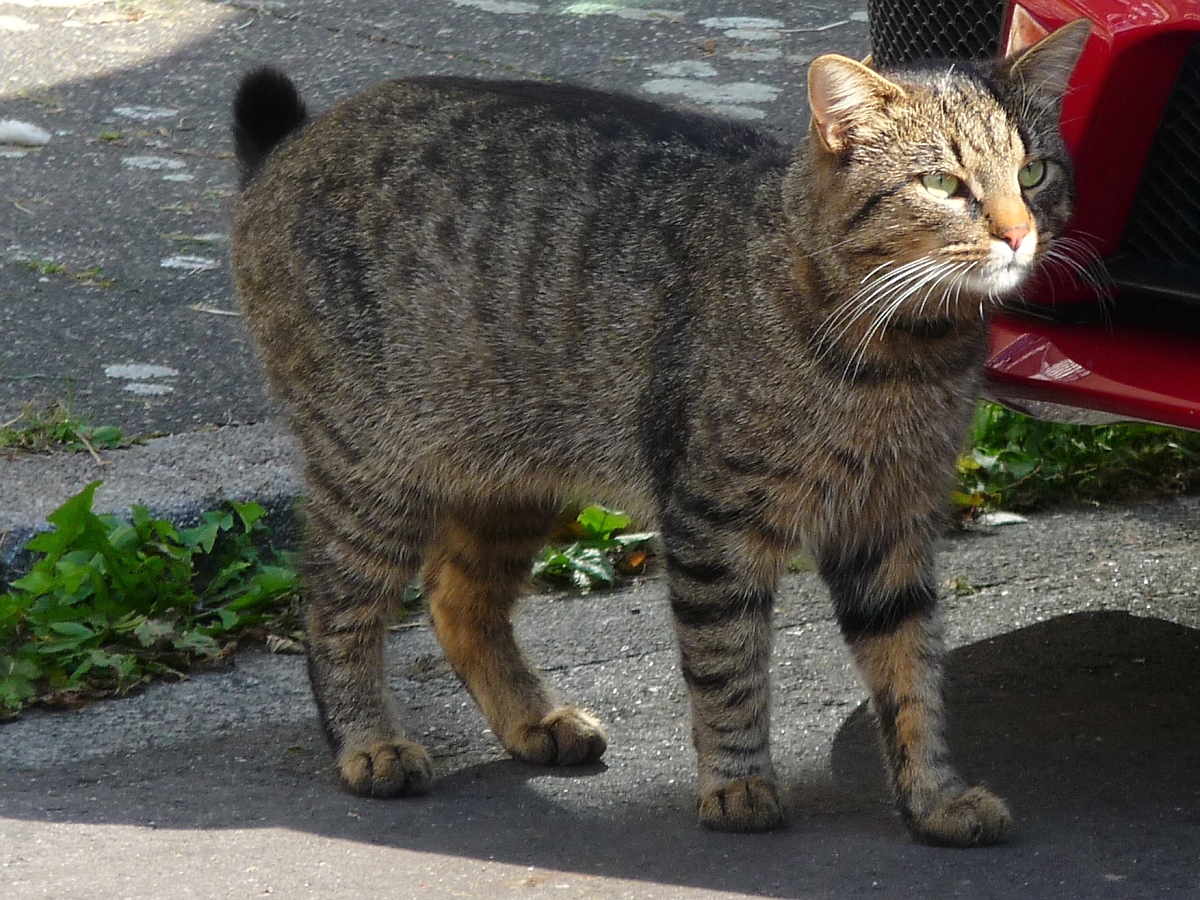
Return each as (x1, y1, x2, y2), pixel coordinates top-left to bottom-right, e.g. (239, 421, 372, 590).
(2, 1, 1199, 898)
(2, 494, 1199, 898)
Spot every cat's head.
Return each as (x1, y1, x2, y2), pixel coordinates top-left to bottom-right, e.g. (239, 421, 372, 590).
(801, 19, 1091, 331)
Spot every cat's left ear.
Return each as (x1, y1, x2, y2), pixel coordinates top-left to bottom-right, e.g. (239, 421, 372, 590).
(808, 55, 906, 154)
(1000, 17, 1092, 106)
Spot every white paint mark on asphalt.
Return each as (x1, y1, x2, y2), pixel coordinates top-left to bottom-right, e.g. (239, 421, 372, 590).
(161, 173, 195, 182)
(160, 255, 219, 271)
(113, 106, 179, 121)
(561, 1, 614, 11)
(725, 47, 783, 61)
(104, 364, 179, 380)
(698, 16, 784, 30)
(105, 362, 179, 397)
(701, 104, 767, 121)
(123, 383, 174, 396)
(122, 155, 186, 171)
(613, 8, 681, 21)
(647, 60, 718, 78)
(0, 15, 38, 30)
(850, 10, 869, 22)
(562, 3, 682, 21)
(0, 149, 28, 159)
(640, 79, 781, 105)
(0, 120, 51, 146)
(450, 0, 540, 13)
(723, 28, 782, 41)
(6, 0, 108, 6)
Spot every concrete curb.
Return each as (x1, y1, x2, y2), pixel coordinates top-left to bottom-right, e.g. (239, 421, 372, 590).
(0, 421, 304, 582)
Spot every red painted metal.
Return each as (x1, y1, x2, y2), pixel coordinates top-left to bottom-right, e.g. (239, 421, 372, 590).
(984, 0, 1200, 430)
(988, 312, 1200, 430)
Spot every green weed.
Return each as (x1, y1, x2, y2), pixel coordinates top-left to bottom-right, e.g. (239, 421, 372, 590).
(0, 401, 127, 455)
(956, 402, 1200, 513)
(0, 482, 298, 717)
(22, 258, 65, 277)
(20, 257, 114, 288)
(533, 505, 656, 592)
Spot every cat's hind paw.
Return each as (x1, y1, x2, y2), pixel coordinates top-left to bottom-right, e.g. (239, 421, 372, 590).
(510, 706, 608, 766)
(908, 785, 1012, 847)
(698, 777, 785, 832)
(338, 738, 433, 798)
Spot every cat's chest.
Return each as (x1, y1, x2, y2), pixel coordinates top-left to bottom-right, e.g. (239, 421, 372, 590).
(694, 373, 973, 529)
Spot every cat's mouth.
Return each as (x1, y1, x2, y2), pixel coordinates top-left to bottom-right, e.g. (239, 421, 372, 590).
(969, 265, 1032, 299)
(962, 240, 1039, 298)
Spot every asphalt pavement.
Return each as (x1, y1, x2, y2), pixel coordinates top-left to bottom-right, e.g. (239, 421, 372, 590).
(2, 1, 1199, 898)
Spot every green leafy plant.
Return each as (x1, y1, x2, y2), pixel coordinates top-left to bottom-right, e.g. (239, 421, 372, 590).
(957, 401, 1200, 513)
(0, 482, 298, 717)
(533, 505, 656, 592)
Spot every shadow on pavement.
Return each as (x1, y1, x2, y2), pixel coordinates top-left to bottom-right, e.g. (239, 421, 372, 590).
(4, 610, 1198, 897)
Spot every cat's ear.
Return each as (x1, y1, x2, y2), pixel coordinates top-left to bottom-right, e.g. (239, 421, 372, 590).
(1001, 17, 1091, 105)
(808, 55, 904, 154)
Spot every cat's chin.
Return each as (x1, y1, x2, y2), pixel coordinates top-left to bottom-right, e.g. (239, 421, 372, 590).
(962, 263, 1031, 299)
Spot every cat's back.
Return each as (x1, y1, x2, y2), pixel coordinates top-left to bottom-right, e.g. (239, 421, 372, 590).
(235, 76, 792, 391)
(234, 76, 789, 280)
(253, 75, 786, 190)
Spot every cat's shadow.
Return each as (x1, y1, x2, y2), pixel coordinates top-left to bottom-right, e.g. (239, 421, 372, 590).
(5, 610, 1199, 896)
(829, 610, 1200, 839)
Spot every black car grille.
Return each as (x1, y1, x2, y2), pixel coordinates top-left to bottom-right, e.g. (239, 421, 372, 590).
(1106, 40, 1200, 308)
(1117, 43, 1200, 268)
(867, 0, 1004, 66)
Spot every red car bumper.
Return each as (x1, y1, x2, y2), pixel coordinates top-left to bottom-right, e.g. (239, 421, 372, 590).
(983, 0, 1200, 430)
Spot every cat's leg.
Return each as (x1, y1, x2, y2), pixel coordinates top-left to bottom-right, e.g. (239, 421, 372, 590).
(661, 491, 785, 833)
(303, 484, 434, 798)
(818, 530, 1012, 846)
(424, 504, 608, 767)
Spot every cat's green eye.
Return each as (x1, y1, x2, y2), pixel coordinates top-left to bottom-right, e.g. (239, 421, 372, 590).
(1018, 159, 1047, 189)
(921, 172, 961, 200)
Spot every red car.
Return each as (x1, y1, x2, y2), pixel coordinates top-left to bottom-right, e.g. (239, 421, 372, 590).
(869, 0, 1200, 431)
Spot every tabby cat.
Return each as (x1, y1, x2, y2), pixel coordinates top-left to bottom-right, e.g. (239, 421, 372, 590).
(230, 19, 1090, 846)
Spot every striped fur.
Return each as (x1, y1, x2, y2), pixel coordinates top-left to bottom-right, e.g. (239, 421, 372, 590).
(231, 22, 1089, 844)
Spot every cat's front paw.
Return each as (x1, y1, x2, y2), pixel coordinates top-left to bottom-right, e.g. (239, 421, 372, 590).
(338, 738, 433, 798)
(908, 785, 1012, 847)
(698, 777, 785, 832)
(510, 706, 608, 766)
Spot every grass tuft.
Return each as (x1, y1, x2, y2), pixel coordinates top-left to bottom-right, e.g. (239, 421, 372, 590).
(0, 401, 129, 456)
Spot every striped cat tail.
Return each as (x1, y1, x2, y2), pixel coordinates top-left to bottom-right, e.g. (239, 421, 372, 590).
(232, 67, 307, 188)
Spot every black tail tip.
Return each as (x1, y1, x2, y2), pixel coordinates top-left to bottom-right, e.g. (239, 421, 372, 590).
(232, 66, 307, 188)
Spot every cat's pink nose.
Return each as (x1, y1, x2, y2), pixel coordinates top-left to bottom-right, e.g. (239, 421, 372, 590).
(1001, 224, 1029, 251)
